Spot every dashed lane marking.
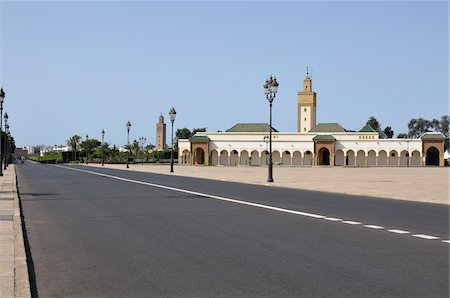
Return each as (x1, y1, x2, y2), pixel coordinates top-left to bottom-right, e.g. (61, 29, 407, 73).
(324, 217, 342, 221)
(364, 225, 384, 229)
(54, 165, 447, 245)
(412, 234, 440, 240)
(388, 229, 410, 234)
(342, 221, 362, 225)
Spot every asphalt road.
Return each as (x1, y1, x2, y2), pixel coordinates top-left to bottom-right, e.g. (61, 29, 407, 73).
(16, 162, 449, 297)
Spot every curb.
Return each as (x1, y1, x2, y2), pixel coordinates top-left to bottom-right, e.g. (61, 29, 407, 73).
(12, 165, 31, 298)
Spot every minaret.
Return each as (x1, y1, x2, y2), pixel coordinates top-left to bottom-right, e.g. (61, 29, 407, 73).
(297, 67, 317, 132)
(156, 113, 166, 150)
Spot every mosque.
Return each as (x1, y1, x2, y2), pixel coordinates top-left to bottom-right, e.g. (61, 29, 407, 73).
(178, 73, 446, 167)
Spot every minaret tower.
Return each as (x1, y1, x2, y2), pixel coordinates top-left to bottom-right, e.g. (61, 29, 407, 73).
(156, 113, 166, 150)
(297, 67, 317, 132)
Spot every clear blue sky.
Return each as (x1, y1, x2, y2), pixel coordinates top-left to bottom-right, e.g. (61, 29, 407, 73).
(0, 1, 448, 147)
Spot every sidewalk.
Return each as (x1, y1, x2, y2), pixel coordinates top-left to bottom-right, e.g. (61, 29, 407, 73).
(0, 165, 30, 298)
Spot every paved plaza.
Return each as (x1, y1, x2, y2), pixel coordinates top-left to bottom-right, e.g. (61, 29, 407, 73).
(89, 164, 449, 205)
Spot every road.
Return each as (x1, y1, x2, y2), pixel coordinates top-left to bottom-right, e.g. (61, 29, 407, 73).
(16, 162, 449, 297)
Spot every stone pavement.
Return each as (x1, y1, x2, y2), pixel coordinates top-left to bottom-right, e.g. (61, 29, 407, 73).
(0, 165, 30, 298)
(88, 164, 449, 205)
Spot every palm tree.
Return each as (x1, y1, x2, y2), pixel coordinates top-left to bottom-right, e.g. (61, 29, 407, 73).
(67, 135, 81, 161)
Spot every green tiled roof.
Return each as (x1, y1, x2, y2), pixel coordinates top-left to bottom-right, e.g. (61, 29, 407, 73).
(189, 136, 209, 142)
(313, 135, 336, 141)
(376, 127, 388, 139)
(421, 132, 446, 140)
(226, 123, 278, 132)
(360, 124, 376, 133)
(309, 123, 346, 133)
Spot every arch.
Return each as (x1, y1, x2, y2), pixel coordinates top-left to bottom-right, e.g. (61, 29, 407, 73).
(367, 150, 376, 166)
(346, 150, 355, 166)
(272, 150, 281, 165)
(220, 150, 228, 165)
(334, 149, 345, 166)
(230, 150, 239, 166)
(411, 150, 421, 166)
(389, 150, 399, 166)
(292, 151, 302, 166)
(303, 150, 312, 166)
(378, 150, 387, 166)
(251, 150, 260, 166)
(261, 150, 269, 165)
(182, 149, 190, 165)
(318, 147, 330, 166)
(282, 150, 291, 165)
(400, 150, 409, 167)
(210, 149, 219, 166)
(194, 148, 205, 165)
(426, 147, 439, 166)
(356, 150, 366, 167)
(240, 150, 249, 166)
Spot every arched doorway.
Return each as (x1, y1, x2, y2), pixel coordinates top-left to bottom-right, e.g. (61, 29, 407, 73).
(194, 148, 205, 165)
(426, 147, 439, 166)
(318, 148, 330, 165)
(210, 150, 219, 165)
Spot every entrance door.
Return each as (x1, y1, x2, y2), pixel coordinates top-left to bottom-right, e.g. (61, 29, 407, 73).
(426, 147, 439, 166)
(318, 148, 330, 165)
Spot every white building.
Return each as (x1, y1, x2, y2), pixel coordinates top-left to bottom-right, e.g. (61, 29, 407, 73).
(178, 75, 446, 167)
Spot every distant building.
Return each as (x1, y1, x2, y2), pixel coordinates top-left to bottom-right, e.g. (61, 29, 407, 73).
(179, 73, 446, 167)
(156, 113, 166, 150)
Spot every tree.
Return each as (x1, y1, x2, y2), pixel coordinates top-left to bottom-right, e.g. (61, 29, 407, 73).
(191, 127, 207, 136)
(175, 128, 191, 139)
(397, 133, 408, 138)
(67, 135, 81, 160)
(407, 118, 431, 138)
(383, 126, 394, 138)
(366, 117, 380, 131)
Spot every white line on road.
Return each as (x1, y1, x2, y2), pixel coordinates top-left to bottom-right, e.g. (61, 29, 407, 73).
(324, 217, 342, 221)
(387, 229, 410, 234)
(364, 225, 385, 229)
(412, 234, 440, 240)
(54, 165, 447, 245)
(342, 221, 362, 225)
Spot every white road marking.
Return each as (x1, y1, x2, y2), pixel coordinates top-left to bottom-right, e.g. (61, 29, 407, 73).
(388, 229, 410, 234)
(412, 234, 440, 240)
(324, 217, 342, 221)
(54, 165, 447, 245)
(342, 221, 361, 225)
(364, 225, 384, 229)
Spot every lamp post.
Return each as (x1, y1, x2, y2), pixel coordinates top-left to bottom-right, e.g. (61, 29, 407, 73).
(5, 124, 9, 167)
(169, 107, 176, 173)
(0, 88, 5, 176)
(101, 129, 105, 166)
(126, 121, 131, 168)
(85, 134, 89, 164)
(263, 75, 279, 182)
(139, 137, 146, 165)
(4, 113, 8, 170)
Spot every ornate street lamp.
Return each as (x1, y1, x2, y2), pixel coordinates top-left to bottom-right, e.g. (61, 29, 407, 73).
(5, 124, 9, 168)
(169, 107, 177, 173)
(263, 75, 279, 182)
(126, 121, 131, 168)
(85, 134, 89, 164)
(0, 88, 5, 176)
(3, 113, 8, 170)
(101, 129, 105, 166)
(139, 137, 146, 165)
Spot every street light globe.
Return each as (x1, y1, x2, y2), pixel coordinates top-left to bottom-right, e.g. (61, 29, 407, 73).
(169, 107, 176, 123)
(0, 88, 5, 104)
